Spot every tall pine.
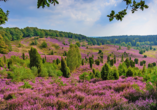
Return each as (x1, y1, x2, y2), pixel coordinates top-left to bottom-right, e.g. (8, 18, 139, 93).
(101, 63, 111, 80)
(29, 47, 42, 74)
(61, 57, 70, 78)
(67, 44, 81, 72)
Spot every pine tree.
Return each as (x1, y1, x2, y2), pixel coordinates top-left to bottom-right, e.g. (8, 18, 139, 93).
(114, 55, 116, 64)
(22, 53, 25, 60)
(61, 57, 70, 78)
(89, 57, 94, 68)
(101, 63, 111, 80)
(75, 45, 82, 67)
(110, 59, 114, 66)
(42, 58, 45, 63)
(56, 58, 60, 65)
(107, 55, 110, 63)
(92, 68, 96, 76)
(112, 66, 119, 80)
(121, 54, 124, 62)
(29, 47, 42, 74)
(82, 59, 84, 65)
(67, 44, 81, 72)
(8, 58, 13, 69)
(125, 58, 130, 68)
(67, 44, 77, 71)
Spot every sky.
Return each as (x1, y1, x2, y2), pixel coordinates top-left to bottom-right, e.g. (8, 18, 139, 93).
(1, 0, 157, 37)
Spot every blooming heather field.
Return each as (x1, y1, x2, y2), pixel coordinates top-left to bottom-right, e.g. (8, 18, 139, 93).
(1, 37, 157, 110)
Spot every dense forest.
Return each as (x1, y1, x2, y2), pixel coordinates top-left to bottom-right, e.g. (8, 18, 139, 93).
(0, 26, 104, 46)
(1, 26, 157, 48)
(96, 35, 157, 46)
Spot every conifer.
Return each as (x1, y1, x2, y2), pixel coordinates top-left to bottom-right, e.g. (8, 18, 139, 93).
(29, 47, 42, 74)
(61, 57, 70, 78)
(22, 53, 25, 60)
(101, 63, 111, 80)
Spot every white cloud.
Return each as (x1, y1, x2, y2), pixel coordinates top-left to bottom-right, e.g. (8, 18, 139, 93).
(3, 0, 155, 37)
(86, 0, 157, 36)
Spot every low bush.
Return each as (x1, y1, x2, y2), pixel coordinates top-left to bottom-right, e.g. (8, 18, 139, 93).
(95, 59, 100, 65)
(79, 72, 90, 82)
(40, 41, 47, 48)
(126, 67, 134, 77)
(19, 81, 32, 89)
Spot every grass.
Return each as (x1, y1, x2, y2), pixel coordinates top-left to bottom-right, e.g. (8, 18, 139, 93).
(143, 51, 157, 58)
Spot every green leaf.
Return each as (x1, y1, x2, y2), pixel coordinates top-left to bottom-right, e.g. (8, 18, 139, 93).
(144, 5, 149, 9)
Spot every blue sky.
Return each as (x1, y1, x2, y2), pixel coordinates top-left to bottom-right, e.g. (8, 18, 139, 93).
(1, 0, 157, 37)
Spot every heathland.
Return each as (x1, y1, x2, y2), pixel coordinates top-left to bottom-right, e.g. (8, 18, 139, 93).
(0, 27, 157, 110)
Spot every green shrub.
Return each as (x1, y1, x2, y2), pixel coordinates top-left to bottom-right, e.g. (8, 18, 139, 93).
(140, 61, 144, 66)
(134, 58, 138, 64)
(112, 66, 119, 80)
(148, 63, 153, 68)
(89, 72, 95, 79)
(52, 60, 56, 64)
(79, 72, 90, 82)
(98, 50, 102, 54)
(56, 70, 63, 76)
(7, 66, 35, 82)
(56, 58, 60, 65)
(42, 58, 46, 64)
(31, 66, 38, 77)
(118, 63, 127, 76)
(39, 67, 48, 77)
(19, 81, 32, 89)
(144, 55, 147, 58)
(7, 71, 15, 79)
(95, 59, 100, 65)
(63, 51, 67, 56)
(76, 42, 80, 47)
(152, 62, 156, 66)
(130, 60, 135, 67)
(40, 41, 47, 48)
(126, 67, 134, 77)
(124, 58, 130, 68)
(95, 70, 101, 78)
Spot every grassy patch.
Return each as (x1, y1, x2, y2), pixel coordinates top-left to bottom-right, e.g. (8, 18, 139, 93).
(143, 51, 157, 58)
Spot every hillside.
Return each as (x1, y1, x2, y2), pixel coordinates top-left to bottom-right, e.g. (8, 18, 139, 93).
(0, 35, 157, 109)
